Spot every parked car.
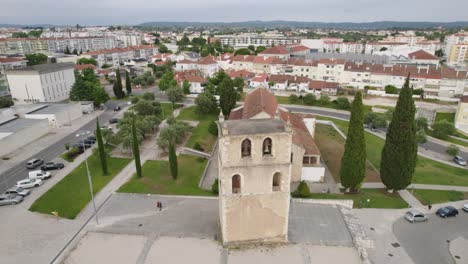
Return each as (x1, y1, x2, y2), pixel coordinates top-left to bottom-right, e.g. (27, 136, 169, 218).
(73, 143, 91, 150)
(29, 170, 52, 180)
(0, 194, 23, 206)
(453, 156, 467, 166)
(26, 158, 44, 169)
(41, 162, 64, 171)
(404, 210, 428, 223)
(463, 204, 468, 213)
(113, 106, 121, 111)
(109, 118, 119, 124)
(87, 135, 96, 142)
(436, 206, 459, 218)
(4, 186, 30, 196)
(16, 178, 42, 189)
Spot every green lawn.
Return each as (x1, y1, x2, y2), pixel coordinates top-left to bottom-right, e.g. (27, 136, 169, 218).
(412, 189, 468, 205)
(29, 151, 131, 219)
(435, 112, 455, 123)
(317, 115, 468, 186)
(177, 106, 218, 152)
(426, 129, 468, 147)
(118, 155, 213, 196)
(307, 189, 408, 209)
(160, 102, 175, 118)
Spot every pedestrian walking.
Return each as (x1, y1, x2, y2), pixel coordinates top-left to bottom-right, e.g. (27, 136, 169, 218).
(428, 204, 432, 210)
(156, 201, 160, 210)
(159, 201, 163, 211)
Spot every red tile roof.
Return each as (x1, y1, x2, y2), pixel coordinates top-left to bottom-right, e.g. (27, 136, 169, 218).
(259, 45, 289, 55)
(196, 55, 217, 65)
(251, 74, 269, 82)
(269, 74, 310, 84)
(232, 55, 256, 62)
(290, 45, 310, 53)
(461, 96, 468, 103)
(408, 50, 439, 60)
(309, 80, 339, 90)
(74, 64, 96, 71)
(0, 57, 26, 63)
(227, 69, 255, 79)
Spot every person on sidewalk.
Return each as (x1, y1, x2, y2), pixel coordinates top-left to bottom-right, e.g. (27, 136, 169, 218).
(159, 201, 163, 211)
(428, 204, 432, 210)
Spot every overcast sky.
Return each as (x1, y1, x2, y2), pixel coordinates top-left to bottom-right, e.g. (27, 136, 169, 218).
(1, 0, 467, 25)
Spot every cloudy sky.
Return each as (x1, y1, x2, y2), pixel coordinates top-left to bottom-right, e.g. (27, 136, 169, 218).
(1, 0, 467, 25)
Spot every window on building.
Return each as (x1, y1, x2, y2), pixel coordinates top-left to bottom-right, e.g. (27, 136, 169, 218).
(232, 174, 241, 194)
(273, 172, 281, 191)
(241, 139, 251, 157)
(290, 153, 293, 163)
(262, 138, 272, 156)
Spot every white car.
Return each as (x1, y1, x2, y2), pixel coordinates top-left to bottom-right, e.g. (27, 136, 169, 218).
(16, 178, 43, 189)
(463, 204, 468, 213)
(28, 170, 51, 180)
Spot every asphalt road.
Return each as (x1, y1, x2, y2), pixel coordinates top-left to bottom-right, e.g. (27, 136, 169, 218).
(0, 100, 126, 193)
(393, 210, 468, 264)
(285, 106, 468, 161)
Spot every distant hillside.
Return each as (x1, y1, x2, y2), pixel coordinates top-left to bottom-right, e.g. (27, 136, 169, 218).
(137, 20, 468, 30)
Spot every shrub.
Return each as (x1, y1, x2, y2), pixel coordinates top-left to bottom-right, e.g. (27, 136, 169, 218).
(142, 92, 155, 101)
(416, 129, 427, 144)
(319, 94, 331, 105)
(385, 85, 398, 94)
(335, 97, 350, 110)
(432, 120, 455, 140)
(208, 121, 218, 136)
(62, 147, 82, 162)
(446, 144, 460, 156)
(291, 180, 311, 198)
(130, 95, 140, 104)
(303, 94, 317, 106)
(211, 179, 219, 194)
(193, 142, 203, 151)
(288, 94, 300, 104)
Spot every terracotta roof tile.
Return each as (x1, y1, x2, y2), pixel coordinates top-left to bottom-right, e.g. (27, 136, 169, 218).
(408, 50, 439, 60)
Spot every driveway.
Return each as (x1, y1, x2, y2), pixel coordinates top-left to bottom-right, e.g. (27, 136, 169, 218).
(393, 210, 468, 264)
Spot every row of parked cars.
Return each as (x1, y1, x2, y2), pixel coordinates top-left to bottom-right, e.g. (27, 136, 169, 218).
(405, 204, 468, 223)
(0, 159, 65, 206)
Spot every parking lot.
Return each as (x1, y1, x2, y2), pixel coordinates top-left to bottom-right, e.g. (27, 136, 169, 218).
(393, 209, 468, 264)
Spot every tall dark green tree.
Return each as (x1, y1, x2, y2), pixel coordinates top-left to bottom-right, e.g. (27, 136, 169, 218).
(125, 71, 132, 95)
(219, 77, 237, 117)
(132, 117, 142, 178)
(380, 76, 417, 191)
(95, 119, 108, 175)
(168, 142, 178, 180)
(113, 69, 125, 99)
(339, 91, 366, 191)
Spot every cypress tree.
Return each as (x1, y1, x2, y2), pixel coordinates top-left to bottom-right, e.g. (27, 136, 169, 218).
(113, 69, 124, 99)
(95, 119, 108, 175)
(125, 70, 132, 95)
(380, 75, 417, 191)
(132, 117, 142, 178)
(339, 91, 366, 192)
(219, 77, 237, 117)
(168, 142, 178, 180)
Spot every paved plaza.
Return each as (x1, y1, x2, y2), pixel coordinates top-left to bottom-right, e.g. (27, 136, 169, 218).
(60, 193, 361, 264)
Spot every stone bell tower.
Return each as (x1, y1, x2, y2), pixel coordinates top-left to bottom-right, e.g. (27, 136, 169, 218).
(217, 112, 293, 246)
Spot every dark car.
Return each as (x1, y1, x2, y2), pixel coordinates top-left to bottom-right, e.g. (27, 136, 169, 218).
(87, 135, 96, 142)
(73, 143, 92, 150)
(80, 139, 95, 145)
(109, 118, 119, 124)
(26, 158, 44, 169)
(113, 106, 121, 111)
(41, 162, 65, 171)
(436, 206, 459, 218)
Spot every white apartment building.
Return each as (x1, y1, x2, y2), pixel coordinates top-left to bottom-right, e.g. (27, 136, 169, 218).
(215, 33, 301, 48)
(6, 62, 75, 104)
(83, 45, 158, 67)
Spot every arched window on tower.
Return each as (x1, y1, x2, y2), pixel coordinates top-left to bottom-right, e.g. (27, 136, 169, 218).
(272, 172, 281, 192)
(232, 174, 241, 194)
(241, 139, 251, 157)
(262, 137, 272, 156)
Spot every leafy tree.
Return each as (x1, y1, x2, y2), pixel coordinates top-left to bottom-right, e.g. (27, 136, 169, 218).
(77, 58, 97, 65)
(158, 44, 169, 53)
(25, 53, 48, 65)
(132, 117, 142, 178)
(211, 179, 219, 194)
(446, 144, 459, 156)
(142, 92, 155, 101)
(193, 142, 203, 151)
(384, 109, 394, 121)
(134, 100, 162, 116)
(234, 48, 252, 56)
(268, 81, 275, 88)
(339, 92, 366, 191)
(158, 71, 177, 91)
(166, 86, 185, 108)
(435, 49, 444, 57)
(255, 46, 267, 54)
(0, 97, 14, 108)
(113, 69, 125, 99)
(372, 115, 388, 129)
(335, 97, 350, 110)
(70, 68, 109, 106)
(182, 80, 191, 94)
(416, 117, 428, 131)
(91, 86, 110, 106)
(288, 94, 300, 104)
(319, 94, 331, 105)
(291, 181, 311, 198)
(125, 71, 132, 94)
(12, 32, 29, 38)
(64, 46, 71, 54)
(248, 45, 255, 52)
(157, 119, 190, 151)
(95, 119, 108, 175)
(209, 120, 218, 136)
(416, 129, 427, 143)
(195, 91, 218, 115)
(303, 94, 316, 106)
(380, 76, 417, 191)
(218, 77, 237, 117)
(233, 77, 244, 93)
(72, 48, 78, 55)
(364, 112, 378, 125)
(168, 142, 178, 180)
(130, 95, 140, 104)
(432, 120, 455, 140)
(385, 85, 398, 94)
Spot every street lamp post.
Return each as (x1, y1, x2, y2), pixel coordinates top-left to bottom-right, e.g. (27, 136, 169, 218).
(76, 130, 99, 225)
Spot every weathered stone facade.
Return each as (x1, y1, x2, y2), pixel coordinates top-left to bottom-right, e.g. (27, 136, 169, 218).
(218, 117, 292, 246)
